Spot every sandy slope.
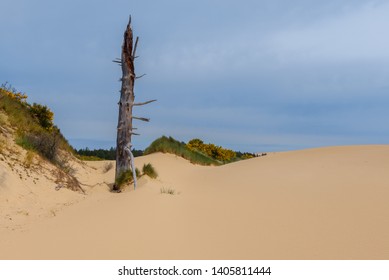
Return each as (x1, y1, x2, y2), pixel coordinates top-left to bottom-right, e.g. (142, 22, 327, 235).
(1, 145, 389, 259)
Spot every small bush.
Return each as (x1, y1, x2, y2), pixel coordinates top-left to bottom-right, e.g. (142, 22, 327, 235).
(241, 153, 255, 159)
(115, 170, 133, 187)
(115, 168, 140, 188)
(1, 83, 74, 160)
(142, 163, 158, 179)
(17, 130, 60, 163)
(187, 138, 236, 162)
(29, 103, 54, 131)
(144, 136, 220, 166)
(186, 138, 204, 150)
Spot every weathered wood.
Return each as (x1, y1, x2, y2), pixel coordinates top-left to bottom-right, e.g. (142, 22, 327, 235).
(113, 18, 136, 191)
(135, 74, 146, 79)
(132, 116, 150, 122)
(113, 17, 155, 191)
(133, 99, 157, 106)
(133, 36, 139, 58)
(124, 145, 137, 189)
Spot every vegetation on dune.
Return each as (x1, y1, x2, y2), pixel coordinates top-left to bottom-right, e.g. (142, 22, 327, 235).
(29, 103, 55, 131)
(0, 83, 74, 163)
(187, 138, 236, 162)
(235, 151, 256, 159)
(144, 136, 258, 165)
(115, 163, 158, 189)
(76, 139, 256, 164)
(187, 139, 257, 161)
(144, 136, 221, 166)
(0, 82, 83, 192)
(142, 163, 158, 179)
(160, 187, 176, 195)
(115, 168, 141, 188)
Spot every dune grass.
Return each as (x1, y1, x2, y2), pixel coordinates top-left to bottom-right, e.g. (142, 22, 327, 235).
(115, 168, 141, 188)
(142, 163, 158, 179)
(144, 136, 221, 166)
(115, 163, 158, 189)
(160, 187, 176, 195)
(0, 85, 74, 163)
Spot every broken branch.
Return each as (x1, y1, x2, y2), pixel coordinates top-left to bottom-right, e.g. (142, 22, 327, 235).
(133, 99, 157, 106)
(135, 74, 146, 79)
(132, 116, 150, 122)
(133, 36, 139, 58)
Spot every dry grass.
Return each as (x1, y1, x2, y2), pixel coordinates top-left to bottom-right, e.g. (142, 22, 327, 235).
(160, 187, 176, 195)
(103, 162, 114, 173)
(24, 150, 35, 168)
(0, 139, 5, 154)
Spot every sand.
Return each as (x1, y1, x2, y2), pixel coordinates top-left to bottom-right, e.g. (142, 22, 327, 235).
(0, 145, 389, 259)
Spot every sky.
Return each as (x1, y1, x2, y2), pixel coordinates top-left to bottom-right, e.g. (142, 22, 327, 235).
(1, 0, 389, 152)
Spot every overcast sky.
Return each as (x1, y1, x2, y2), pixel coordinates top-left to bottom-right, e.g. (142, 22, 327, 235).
(1, 0, 389, 152)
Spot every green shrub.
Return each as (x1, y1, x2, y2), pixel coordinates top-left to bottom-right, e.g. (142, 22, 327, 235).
(144, 136, 220, 166)
(115, 168, 140, 188)
(186, 138, 237, 162)
(17, 130, 61, 162)
(30, 103, 54, 131)
(241, 153, 255, 159)
(1, 88, 37, 132)
(144, 136, 255, 165)
(187, 138, 204, 150)
(142, 163, 158, 179)
(1, 83, 75, 163)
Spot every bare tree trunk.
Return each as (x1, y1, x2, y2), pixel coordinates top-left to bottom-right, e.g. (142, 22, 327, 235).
(113, 17, 155, 191)
(113, 18, 137, 191)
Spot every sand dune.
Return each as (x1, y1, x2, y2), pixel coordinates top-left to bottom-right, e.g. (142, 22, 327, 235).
(1, 145, 389, 259)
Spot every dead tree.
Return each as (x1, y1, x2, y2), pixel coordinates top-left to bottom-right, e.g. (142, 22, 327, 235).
(113, 17, 156, 191)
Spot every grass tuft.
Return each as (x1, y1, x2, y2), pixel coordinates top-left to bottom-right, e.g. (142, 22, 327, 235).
(160, 187, 175, 195)
(142, 163, 158, 179)
(115, 168, 141, 188)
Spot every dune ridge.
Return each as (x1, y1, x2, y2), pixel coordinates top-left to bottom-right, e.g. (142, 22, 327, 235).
(1, 145, 389, 259)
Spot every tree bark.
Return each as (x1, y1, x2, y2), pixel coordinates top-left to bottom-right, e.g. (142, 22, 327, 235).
(113, 18, 137, 191)
(113, 17, 156, 191)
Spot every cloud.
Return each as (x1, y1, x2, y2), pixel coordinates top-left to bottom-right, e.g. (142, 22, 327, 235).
(1, 0, 389, 151)
(270, 2, 389, 63)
